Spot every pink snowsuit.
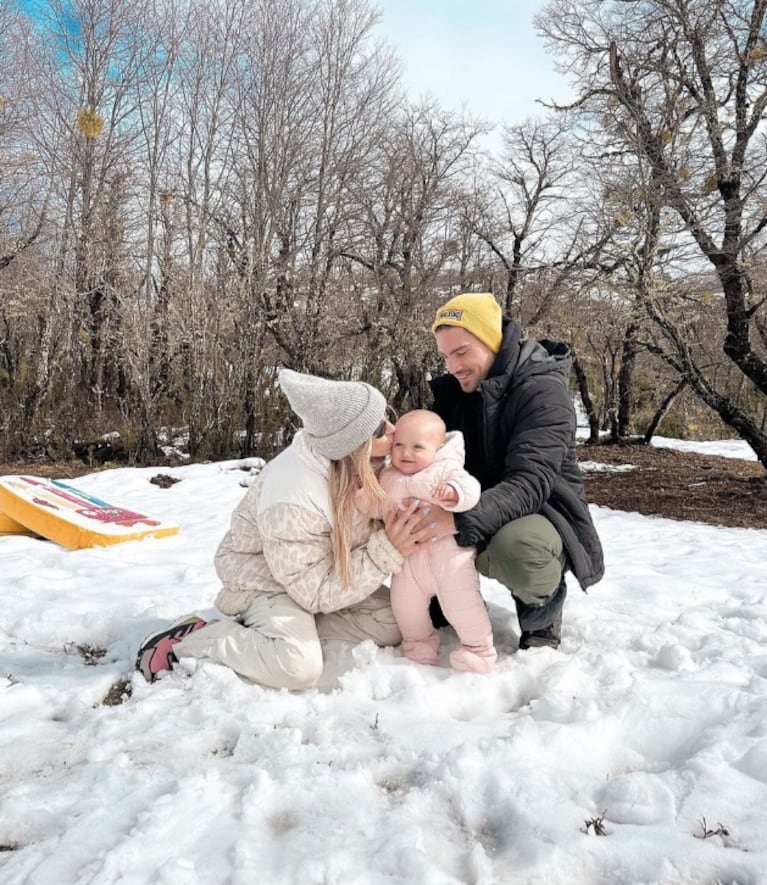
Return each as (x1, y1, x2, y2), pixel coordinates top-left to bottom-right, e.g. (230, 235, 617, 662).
(378, 431, 497, 673)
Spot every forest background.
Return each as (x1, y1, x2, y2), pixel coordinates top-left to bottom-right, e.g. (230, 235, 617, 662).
(1, 0, 766, 471)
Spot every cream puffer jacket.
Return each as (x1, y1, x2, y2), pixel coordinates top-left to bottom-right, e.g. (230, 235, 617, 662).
(214, 431, 403, 617)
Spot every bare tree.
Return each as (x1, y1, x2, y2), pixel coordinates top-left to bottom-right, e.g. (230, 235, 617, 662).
(229, 0, 399, 365)
(0, 4, 58, 454)
(146, 0, 247, 456)
(34, 0, 152, 416)
(473, 118, 576, 316)
(0, 4, 47, 272)
(339, 101, 487, 408)
(539, 0, 767, 468)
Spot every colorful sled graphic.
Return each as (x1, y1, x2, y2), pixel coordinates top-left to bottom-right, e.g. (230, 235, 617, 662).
(0, 476, 179, 549)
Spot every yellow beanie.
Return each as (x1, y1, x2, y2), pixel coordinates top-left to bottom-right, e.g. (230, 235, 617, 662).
(431, 292, 503, 353)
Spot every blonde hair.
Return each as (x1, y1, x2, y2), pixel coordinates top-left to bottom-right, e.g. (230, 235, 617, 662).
(329, 439, 386, 588)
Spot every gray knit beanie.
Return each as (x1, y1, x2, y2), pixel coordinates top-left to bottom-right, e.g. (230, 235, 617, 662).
(278, 368, 387, 460)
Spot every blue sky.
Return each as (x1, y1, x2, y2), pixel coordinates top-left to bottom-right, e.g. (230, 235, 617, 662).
(14, 0, 569, 129)
(372, 0, 571, 127)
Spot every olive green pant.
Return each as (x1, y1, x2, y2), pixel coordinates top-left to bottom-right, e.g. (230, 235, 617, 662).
(476, 514, 565, 606)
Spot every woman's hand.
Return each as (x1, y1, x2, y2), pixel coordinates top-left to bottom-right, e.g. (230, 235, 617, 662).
(384, 499, 434, 556)
(411, 502, 457, 540)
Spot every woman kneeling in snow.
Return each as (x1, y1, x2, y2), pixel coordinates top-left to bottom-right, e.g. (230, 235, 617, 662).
(136, 369, 429, 689)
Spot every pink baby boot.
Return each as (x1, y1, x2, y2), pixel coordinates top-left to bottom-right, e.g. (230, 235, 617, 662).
(449, 642, 497, 674)
(402, 632, 441, 666)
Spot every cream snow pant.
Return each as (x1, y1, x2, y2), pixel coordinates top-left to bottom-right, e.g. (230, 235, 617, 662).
(173, 586, 400, 690)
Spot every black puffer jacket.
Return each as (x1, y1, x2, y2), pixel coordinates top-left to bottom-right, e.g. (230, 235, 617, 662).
(430, 320, 604, 591)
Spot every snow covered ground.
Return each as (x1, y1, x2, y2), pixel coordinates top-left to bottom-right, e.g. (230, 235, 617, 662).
(1, 439, 766, 884)
(649, 436, 758, 461)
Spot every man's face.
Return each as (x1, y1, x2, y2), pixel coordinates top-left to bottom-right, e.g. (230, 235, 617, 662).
(434, 326, 496, 393)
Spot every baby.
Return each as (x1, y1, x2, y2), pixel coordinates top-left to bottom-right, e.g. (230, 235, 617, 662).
(379, 410, 496, 673)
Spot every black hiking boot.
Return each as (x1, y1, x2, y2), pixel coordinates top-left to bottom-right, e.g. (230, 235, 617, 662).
(518, 615, 562, 650)
(516, 578, 567, 650)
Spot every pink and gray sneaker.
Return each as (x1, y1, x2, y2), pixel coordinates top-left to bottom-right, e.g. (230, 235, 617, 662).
(135, 615, 208, 682)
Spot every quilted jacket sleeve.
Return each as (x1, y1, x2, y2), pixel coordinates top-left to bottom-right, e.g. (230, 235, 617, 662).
(455, 374, 574, 548)
(260, 503, 403, 614)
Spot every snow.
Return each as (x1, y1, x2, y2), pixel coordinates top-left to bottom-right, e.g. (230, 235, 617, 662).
(649, 436, 758, 461)
(1, 440, 766, 885)
(577, 461, 637, 474)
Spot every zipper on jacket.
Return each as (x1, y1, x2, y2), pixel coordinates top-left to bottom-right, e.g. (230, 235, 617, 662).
(479, 387, 491, 468)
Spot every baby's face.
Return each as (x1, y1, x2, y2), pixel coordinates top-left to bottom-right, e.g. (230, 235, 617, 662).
(390, 418, 443, 475)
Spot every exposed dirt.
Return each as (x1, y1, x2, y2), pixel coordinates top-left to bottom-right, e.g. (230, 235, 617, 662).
(577, 442, 767, 531)
(1, 444, 765, 531)
(0, 463, 88, 480)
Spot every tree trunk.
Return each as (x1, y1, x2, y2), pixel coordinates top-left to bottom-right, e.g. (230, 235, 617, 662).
(616, 320, 638, 440)
(571, 352, 600, 444)
(643, 378, 687, 445)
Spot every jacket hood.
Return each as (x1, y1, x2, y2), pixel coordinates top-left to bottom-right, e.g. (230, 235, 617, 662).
(482, 320, 571, 396)
(434, 430, 466, 466)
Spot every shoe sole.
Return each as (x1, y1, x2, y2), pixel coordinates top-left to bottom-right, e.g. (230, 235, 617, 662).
(518, 637, 560, 650)
(135, 615, 205, 680)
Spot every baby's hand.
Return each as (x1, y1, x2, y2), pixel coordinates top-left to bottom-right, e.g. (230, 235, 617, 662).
(432, 484, 458, 505)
